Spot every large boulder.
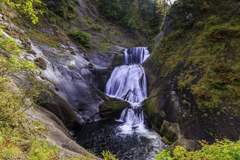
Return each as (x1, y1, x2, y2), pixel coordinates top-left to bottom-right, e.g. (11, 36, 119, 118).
(25, 106, 101, 160)
(99, 99, 131, 119)
(160, 120, 181, 144)
(167, 137, 202, 152)
(36, 91, 82, 130)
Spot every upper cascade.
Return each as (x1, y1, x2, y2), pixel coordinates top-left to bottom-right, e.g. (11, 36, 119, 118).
(124, 47, 150, 64)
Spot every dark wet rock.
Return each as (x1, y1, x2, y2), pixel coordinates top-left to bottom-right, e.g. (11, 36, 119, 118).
(89, 46, 125, 92)
(25, 106, 101, 160)
(99, 99, 131, 119)
(168, 137, 201, 152)
(160, 120, 181, 144)
(36, 91, 82, 130)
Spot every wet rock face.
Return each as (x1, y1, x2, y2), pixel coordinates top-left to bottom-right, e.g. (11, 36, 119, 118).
(142, 62, 214, 151)
(89, 46, 125, 92)
(0, 19, 105, 123)
(31, 43, 104, 123)
(36, 92, 82, 130)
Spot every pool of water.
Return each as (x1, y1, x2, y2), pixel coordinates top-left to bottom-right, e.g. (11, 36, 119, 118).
(73, 119, 168, 160)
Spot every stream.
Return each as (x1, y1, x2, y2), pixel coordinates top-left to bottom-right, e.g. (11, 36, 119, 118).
(73, 47, 167, 160)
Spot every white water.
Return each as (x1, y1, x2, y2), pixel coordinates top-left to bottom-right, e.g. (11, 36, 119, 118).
(105, 65, 147, 103)
(105, 47, 150, 134)
(124, 47, 150, 64)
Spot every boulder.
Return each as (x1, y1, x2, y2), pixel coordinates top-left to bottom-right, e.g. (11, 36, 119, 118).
(99, 99, 131, 119)
(25, 106, 101, 160)
(36, 91, 82, 130)
(160, 120, 181, 144)
(168, 137, 201, 152)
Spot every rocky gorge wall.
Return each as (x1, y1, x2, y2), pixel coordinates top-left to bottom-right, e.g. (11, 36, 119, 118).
(143, 0, 240, 151)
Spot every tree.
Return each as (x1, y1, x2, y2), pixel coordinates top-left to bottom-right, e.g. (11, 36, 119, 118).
(2, 0, 43, 24)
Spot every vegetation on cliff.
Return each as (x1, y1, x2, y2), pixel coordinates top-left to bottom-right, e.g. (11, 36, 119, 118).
(146, 0, 240, 139)
(0, 25, 59, 159)
(98, 0, 163, 41)
(144, 0, 240, 158)
(0, 1, 88, 159)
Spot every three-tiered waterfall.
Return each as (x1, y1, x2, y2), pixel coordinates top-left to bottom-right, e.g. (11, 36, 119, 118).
(74, 47, 166, 160)
(105, 47, 150, 133)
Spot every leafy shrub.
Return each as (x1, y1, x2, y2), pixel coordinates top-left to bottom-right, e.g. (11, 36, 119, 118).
(155, 139, 240, 160)
(207, 15, 220, 26)
(4, 0, 43, 24)
(102, 150, 118, 160)
(69, 31, 92, 48)
(195, 21, 204, 29)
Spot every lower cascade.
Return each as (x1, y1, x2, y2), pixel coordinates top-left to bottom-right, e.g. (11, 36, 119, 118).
(73, 47, 167, 160)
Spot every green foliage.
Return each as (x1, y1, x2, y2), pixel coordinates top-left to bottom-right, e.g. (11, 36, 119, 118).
(0, 120, 59, 159)
(45, 0, 76, 19)
(150, 0, 240, 112)
(0, 27, 58, 159)
(3, 0, 43, 24)
(0, 27, 42, 123)
(102, 150, 118, 160)
(69, 31, 92, 48)
(195, 21, 204, 29)
(155, 139, 240, 160)
(28, 139, 58, 160)
(98, 0, 162, 40)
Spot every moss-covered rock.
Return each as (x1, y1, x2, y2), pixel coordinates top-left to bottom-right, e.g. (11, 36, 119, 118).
(99, 99, 131, 119)
(1, 23, 31, 49)
(88, 62, 94, 68)
(83, 54, 91, 61)
(36, 91, 82, 130)
(34, 57, 47, 70)
(167, 137, 202, 152)
(110, 54, 124, 68)
(160, 120, 181, 144)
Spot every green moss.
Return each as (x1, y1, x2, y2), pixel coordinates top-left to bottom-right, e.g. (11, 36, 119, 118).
(27, 30, 60, 48)
(160, 122, 178, 144)
(99, 100, 130, 119)
(68, 31, 92, 49)
(83, 55, 91, 61)
(2, 24, 31, 49)
(111, 54, 124, 68)
(195, 21, 204, 29)
(34, 57, 47, 70)
(150, 0, 240, 112)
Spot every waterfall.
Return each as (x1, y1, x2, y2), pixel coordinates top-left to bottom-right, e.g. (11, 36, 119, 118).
(105, 65, 147, 103)
(105, 47, 150, 133)
(124, 47, 150, 64)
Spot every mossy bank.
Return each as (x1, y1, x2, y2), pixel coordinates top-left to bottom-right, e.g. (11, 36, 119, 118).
(143, 0, 240, 151)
